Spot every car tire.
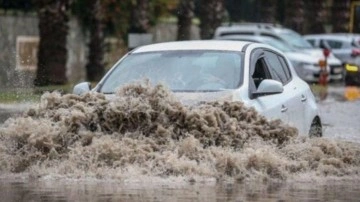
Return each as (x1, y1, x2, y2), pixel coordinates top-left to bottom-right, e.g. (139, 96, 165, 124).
(309, 117, 322, 137)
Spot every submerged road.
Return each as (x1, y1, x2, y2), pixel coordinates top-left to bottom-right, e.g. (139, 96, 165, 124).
(318, 86, 360, 142)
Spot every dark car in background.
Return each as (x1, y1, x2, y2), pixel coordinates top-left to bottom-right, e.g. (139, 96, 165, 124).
(344, 58, 360, 86)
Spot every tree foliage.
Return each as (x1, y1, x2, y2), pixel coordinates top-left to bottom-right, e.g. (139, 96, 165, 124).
(0, 0, 34, 11)
(72, 0, 176, 38)
(258, 0, 277, 24)
(332, 0, 351, 33)
(304, 0, 326, 34)
(284, 0, 304, 33)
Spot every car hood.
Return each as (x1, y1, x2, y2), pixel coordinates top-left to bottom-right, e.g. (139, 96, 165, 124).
(301, 49, 342, 65)
(174, 90, 236, 105)
(284, 52, 321, 64)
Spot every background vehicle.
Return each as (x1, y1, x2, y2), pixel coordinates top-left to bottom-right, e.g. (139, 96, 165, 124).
(304, 34, 360, 86)
(304, 34, 360, 64)
(74, 40, 322, 136)
(214, 23, 344, 82)
(344, 58, 360, 86)
(216, 35, 336, 83)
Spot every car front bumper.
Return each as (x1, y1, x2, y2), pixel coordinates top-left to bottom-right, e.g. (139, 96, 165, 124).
(329, 65, 344, 81)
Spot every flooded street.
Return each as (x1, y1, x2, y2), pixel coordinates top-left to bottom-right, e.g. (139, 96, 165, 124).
(1, 177, 360, 201)
(1, 84, 360, 201)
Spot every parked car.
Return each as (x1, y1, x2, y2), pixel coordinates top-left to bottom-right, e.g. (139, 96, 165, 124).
(74, 40, 322, 137)
(216, 35, 337, 83)
(304, 34, 360, 64)
(344, 57, 360, 86)
(304, 34, 360, 86)
(214, 23, 344, 81)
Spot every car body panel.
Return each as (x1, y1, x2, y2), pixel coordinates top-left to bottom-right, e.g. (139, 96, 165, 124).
(77, 40, 321, 136)
(304, 34, 360, 64)
(344, 59, 360, 86)
(215, 35, 337, 83)
(132, 40, 251, 53)
(214, 24, 342, 59)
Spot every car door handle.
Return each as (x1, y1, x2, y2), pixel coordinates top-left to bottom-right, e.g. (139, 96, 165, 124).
(301, 95, 307, 102)
(281, 105, 288, 113)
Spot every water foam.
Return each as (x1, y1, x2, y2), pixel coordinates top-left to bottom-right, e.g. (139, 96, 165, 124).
(1, 82, 359, 182)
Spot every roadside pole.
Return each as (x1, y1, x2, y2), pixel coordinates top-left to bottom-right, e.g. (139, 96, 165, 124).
(318, 49, 330, 101)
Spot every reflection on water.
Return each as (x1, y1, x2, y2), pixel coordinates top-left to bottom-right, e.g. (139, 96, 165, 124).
(1, 178, 360, 202)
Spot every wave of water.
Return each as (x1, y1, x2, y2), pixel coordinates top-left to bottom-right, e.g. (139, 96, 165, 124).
(0, 82, 359, 183)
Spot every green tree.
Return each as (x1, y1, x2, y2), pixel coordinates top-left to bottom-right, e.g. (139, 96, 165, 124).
(73, 0, 132, 81)
(34, 0, 71, 86)
(129, 0, 150, 33)
(304, 0, 326, 34)
(284, 0, 304, 33)
(72, 0, 176, 81)
(332, 0, 350, 32)
(258, 0, 277, 23)
(176, 0, 195, 40)
(198, 0, 225, 39)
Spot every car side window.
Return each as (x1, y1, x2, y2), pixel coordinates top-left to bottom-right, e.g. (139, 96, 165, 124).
(252, 57, 272, 89)
(307, 39, 316, 47)
(277, 56, 292, 82)
(260, 33, 282, 41)
(264, 51, 288, 84)
(325, 40, 343, 49)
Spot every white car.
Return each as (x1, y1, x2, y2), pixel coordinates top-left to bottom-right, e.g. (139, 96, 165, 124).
(214, 23, 344, 81)
(216, 35, 338, 83)
(304, 34, 360, 64)
(74, 41, 322, 137)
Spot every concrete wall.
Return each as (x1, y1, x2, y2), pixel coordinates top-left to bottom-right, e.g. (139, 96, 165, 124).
(0, 14, 38, 89)
(151, 22, 200, 43)
(0, 14, 88, 89)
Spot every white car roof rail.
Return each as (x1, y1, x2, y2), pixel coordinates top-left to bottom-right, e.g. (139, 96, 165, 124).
(221, 22, 283, 29)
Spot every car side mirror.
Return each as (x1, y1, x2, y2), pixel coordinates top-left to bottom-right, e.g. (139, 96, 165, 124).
(252, 79, 283, 98)
(73, 82, 91, 95)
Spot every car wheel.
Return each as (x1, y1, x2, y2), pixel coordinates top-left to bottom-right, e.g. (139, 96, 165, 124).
(309, 117, 322, 137)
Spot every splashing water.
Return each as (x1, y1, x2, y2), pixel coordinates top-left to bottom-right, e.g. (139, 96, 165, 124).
(0, 82, 360, 183)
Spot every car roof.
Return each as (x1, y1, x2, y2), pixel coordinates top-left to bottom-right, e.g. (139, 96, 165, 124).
(214, 24, 292, 37)
(304, 34, 357, 42)
(217, 35, 273, 42)
(132, 40, 252, 53)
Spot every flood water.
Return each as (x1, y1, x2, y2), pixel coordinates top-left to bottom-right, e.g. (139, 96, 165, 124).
(1, 83, 360, 201)
(1, 178, 360, 201)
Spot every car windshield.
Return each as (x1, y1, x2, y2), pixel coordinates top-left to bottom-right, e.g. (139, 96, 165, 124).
(100, 50, 243, 93)
(262, 38, 295, 52)
(278, 30, 313, 49)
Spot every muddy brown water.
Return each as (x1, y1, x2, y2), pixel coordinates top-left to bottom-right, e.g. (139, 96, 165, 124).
(1, 83, 360, 201)
(1, 177, 360, 202)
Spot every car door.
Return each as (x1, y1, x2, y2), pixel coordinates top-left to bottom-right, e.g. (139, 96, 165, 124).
(264, 50, 307, 134)
(247, 48, 287, 123)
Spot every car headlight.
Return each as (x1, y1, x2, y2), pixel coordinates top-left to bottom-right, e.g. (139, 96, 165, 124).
(345, 64, 359, 72)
